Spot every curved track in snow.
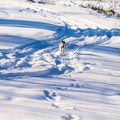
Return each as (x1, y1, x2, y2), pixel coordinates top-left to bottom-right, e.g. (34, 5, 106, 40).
(0, 29, 120, 66)
(0, 21, 119, 75)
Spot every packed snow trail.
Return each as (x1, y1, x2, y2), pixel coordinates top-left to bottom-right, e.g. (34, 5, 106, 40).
(0, 25, 119, 75)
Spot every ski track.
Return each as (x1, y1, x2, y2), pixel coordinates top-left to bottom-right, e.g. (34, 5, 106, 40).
(0, 1, 120, 120)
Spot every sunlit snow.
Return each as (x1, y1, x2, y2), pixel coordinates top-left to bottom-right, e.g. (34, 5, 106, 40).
(0, 0, 120, 120)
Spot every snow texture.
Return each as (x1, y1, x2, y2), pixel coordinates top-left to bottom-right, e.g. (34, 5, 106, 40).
(0, 0, 120, 120)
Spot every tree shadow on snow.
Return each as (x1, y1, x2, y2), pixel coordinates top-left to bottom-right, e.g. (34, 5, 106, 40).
(0, 18, 61, 31)
(0, 34, 36, 47)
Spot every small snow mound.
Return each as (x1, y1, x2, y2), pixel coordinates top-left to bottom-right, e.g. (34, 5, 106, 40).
(0, 58, 15, 70)
(57, 63, 73, 73)
(16, 57, 31, 68)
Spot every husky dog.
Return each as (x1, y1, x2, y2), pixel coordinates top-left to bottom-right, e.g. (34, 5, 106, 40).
(59, 40, 65, 53)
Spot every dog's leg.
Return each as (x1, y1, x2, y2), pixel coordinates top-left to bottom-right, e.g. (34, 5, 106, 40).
(61, 48, 64, 53)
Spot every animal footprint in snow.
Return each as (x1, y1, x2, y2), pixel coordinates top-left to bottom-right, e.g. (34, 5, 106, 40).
(63, 114, 80, 120)
(71, 83, 83, 88)
(43, 90, 61, 102)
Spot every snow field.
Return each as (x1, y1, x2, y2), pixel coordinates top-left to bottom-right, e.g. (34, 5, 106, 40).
(0, 0, 120, 120)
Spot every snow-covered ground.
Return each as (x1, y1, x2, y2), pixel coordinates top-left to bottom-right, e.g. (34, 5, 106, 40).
(0, 0, 120, 120)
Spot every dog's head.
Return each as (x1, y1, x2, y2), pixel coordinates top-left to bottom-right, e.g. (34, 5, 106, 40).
(61, 40, 65, 45)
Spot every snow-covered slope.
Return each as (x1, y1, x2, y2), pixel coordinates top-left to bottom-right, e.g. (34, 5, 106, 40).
(0, 0, 120, 120)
